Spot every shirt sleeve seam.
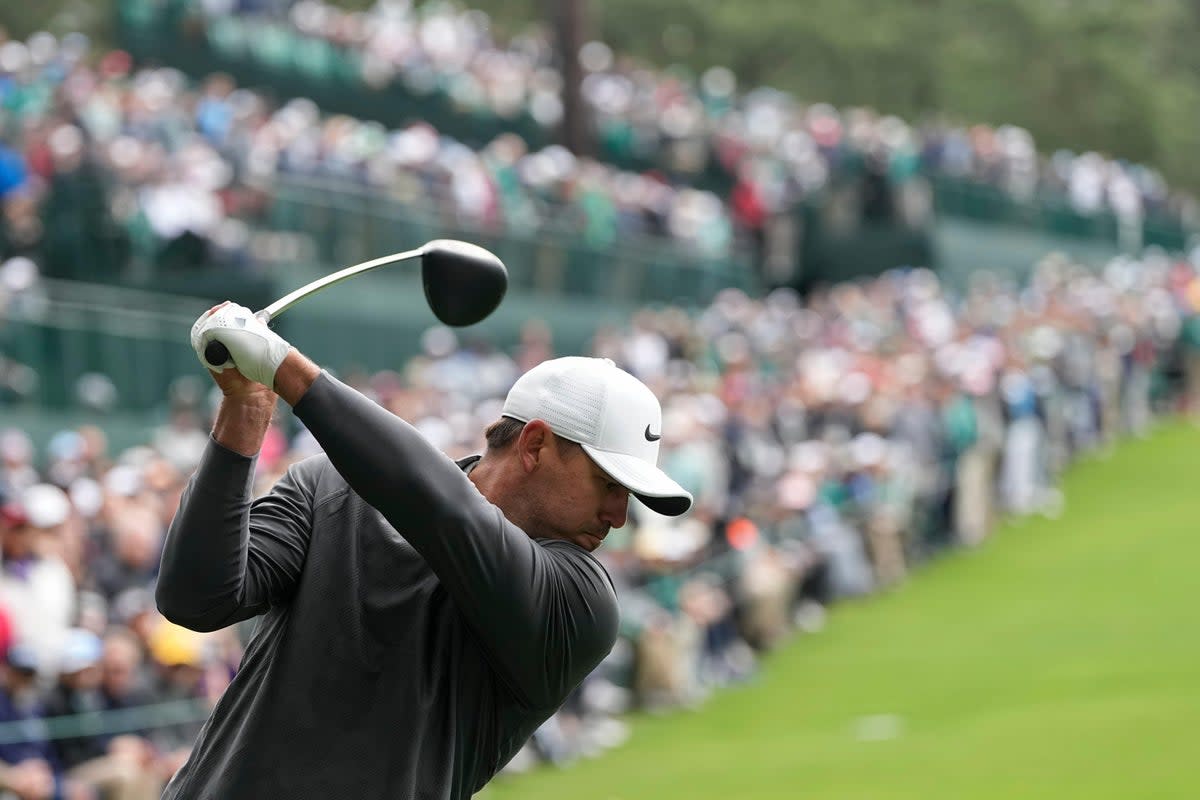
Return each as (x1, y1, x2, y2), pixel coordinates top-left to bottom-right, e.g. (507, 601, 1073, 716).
(309, 457, 352, 513)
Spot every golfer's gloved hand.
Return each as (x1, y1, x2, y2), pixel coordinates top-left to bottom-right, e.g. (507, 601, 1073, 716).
(190, 303, 291, 388)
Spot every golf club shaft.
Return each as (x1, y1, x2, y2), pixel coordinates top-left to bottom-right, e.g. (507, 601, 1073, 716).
(263, 246, 427, 319)
(203, 246, 427, 368)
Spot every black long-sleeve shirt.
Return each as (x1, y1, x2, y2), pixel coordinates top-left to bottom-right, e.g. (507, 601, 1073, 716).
(155, 371, 619, 799)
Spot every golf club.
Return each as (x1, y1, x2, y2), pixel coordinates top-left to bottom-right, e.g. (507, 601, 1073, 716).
(202, 239, 507, 369)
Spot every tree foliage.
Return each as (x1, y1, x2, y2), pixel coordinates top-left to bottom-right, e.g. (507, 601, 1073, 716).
(0, 0, 113, 46)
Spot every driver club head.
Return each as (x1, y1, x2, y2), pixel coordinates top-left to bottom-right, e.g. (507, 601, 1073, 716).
(420, 239, 508, 326)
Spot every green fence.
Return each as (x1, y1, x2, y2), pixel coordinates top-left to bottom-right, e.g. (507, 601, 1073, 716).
(931, 176, 1191, 253)
(2, 162, 759, 414)
(263, 174, 757, 307)
(931, 217, 1123, 291)
(1, 280, 210, 411)
(1, 233, 750, 414)
(793, 202, 934, 291)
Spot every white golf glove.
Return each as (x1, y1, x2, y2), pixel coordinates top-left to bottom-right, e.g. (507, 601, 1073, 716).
(190, 303, 291, 388)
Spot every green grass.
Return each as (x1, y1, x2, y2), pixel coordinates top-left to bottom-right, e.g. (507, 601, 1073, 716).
(481, 423, 1200, 799)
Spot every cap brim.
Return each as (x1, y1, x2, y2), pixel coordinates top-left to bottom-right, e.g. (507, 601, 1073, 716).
(581, 444, 693, 517)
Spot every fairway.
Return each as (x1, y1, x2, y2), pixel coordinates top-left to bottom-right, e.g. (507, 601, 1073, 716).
(482, 423, 1200, 800)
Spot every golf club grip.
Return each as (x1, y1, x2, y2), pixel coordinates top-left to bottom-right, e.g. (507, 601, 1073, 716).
(204, 340, 230, 368)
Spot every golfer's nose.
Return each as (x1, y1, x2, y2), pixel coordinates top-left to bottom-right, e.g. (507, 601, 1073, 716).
(600, 487, 630, 530)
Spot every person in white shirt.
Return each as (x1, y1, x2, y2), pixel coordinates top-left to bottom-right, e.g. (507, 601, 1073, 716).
(0, 484, 77, 680)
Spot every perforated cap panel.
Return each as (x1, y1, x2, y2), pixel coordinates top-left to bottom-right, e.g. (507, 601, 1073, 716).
(502, 357, 610, 445)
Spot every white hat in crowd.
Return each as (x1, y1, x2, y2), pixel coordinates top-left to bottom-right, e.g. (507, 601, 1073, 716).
(58, 628, 103, 674)
(21, 484, 71, 529)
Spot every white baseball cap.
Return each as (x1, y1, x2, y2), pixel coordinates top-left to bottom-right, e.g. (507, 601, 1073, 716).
(502, 357, 693, 516)
(22, 483, 71, 529)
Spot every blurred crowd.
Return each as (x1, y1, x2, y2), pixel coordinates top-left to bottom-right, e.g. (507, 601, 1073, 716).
(0, 422, 235, 800)
(173, 0, 1196, 236)
(3, 247, 1200, 793)
(5, 5, 1196, 292)
(0, 26, 739, 288)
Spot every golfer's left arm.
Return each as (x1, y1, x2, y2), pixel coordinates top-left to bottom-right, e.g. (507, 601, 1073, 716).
(277, 354, 619, 708)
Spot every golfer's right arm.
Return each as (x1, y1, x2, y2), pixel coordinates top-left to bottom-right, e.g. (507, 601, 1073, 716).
(156, 388, 315, 632)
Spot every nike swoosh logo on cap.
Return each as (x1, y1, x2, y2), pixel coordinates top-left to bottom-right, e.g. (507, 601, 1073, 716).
(644, 425, 662, 442)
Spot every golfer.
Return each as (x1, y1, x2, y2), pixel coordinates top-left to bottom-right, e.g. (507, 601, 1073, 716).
(156, 303, 693, 798)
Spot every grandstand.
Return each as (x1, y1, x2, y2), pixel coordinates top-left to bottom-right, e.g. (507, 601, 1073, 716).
(1, 2, 1199, 797)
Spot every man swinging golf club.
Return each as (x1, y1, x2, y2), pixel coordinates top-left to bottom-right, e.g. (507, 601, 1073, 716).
(156, 300, 692, 799)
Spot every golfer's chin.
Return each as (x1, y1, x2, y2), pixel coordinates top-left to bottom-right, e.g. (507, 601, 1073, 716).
(571, 531, 608, 552)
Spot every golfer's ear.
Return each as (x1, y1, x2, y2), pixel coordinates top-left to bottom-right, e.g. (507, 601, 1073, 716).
(516, 420, 550, 473)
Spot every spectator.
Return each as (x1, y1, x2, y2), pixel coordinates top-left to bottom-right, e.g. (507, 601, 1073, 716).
(143, 622, 207, 777)
(88, 505, 161, 605)
(45, 627, 161, 799)
(98, 628, 154, 714)
(0, 486, 76, 679)
(0, 433, 37, 498)
(0, 644, 67, 800)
